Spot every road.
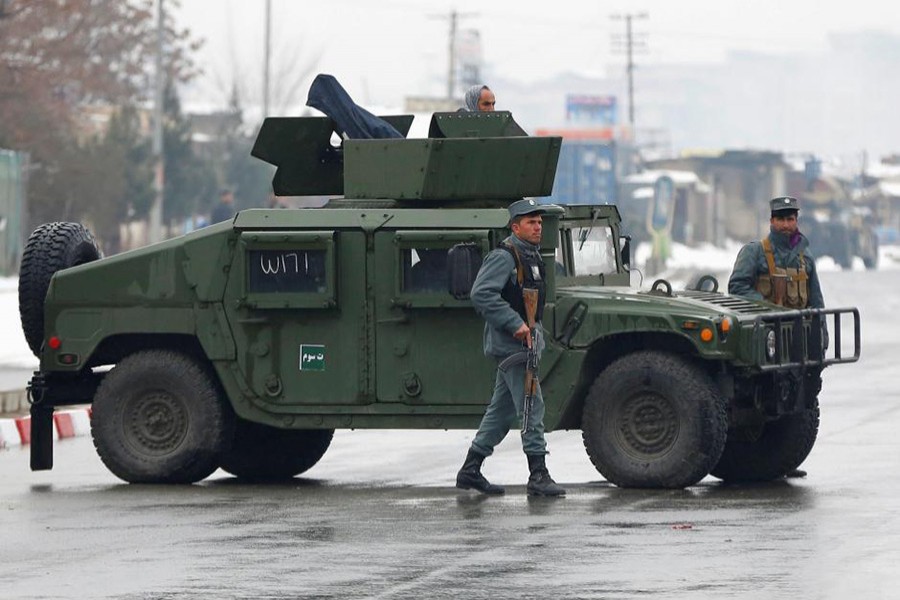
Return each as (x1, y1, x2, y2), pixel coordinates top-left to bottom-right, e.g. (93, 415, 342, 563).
(1, 268, 898, 600)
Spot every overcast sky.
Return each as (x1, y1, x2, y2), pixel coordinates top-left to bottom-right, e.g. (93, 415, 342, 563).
(172, 0, 900, 111)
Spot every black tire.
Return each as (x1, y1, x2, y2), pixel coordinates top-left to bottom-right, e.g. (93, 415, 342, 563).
(862, 255, 878, 270)
(581, 351, 727, 489)
(862, 234, 879, 270)
(219, 420, 334, 481)
(711, 396, 819, 483)
(830, 225, 854, 270)
(19, 222, 102, 356)
(91, 350, 234, 484)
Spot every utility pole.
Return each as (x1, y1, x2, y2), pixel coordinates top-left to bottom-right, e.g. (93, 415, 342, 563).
(149, 0, 165, 244)
(263, 0, 271, 117)
(429, 10, 476, 100)
(447, 10, 457, 99)
(610, 12, 648, 134)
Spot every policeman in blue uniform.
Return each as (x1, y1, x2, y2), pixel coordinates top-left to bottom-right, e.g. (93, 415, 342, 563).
(456, 199, 566, 496)
(729, 196, 824, 309)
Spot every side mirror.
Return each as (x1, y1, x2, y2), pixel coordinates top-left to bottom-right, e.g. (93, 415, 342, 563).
(619, 235, 632, 271)
(447, 243, 483, 299)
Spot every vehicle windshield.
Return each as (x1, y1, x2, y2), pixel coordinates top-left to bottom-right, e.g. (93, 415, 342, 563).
(556, 224, 618, 276)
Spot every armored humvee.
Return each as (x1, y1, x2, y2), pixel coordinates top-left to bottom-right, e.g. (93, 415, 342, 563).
(20, 110, 860, 488)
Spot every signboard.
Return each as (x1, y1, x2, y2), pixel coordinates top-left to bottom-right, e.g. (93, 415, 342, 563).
(299, 344, 326, 371)
(0, 149, 25, 276)
(546, 141, 617, 206)
(565, 95, 617, 126)
(648, 175, 675, 233)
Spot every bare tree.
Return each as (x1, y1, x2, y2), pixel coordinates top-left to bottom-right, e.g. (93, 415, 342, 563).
(0, 0, 200, 231)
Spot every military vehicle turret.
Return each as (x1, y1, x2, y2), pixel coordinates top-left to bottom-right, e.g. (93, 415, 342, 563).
(20, 108, 860, 488)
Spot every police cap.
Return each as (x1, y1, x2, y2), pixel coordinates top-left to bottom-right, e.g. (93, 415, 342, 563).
(507, 199, 563, 224)
(770, 196, 799, 215)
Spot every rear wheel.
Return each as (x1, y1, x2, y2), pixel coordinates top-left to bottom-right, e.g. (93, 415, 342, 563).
(219, 420, 334, 481)
(19, 222, 102, 356)
(582, 351, 727, 489)
(861, 233, 879, 270)
(711, 397, 819, 483)
(91, 350, 234, 484)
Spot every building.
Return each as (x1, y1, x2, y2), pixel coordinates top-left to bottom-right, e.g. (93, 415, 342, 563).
(647, 150, 790, 244)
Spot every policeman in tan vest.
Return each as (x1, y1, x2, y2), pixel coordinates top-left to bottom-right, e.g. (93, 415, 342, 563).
(729, 196, 824, 479)
(728, 196, 824, 310)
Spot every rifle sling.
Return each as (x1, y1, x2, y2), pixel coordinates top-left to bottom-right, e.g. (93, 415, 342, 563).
(762, 237, 808, 280)
(502, 241, 525, 286)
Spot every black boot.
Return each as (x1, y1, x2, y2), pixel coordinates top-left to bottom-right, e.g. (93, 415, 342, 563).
(456, 449, 505, 495)
(526, 454, 566, 497)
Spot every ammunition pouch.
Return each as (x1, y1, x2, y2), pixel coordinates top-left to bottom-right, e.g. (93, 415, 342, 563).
(758, 238, 809, 309)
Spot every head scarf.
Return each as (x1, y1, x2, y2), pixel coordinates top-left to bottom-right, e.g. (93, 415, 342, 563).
(465, 85, 490, 112)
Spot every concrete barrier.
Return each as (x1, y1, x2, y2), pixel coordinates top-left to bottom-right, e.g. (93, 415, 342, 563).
(0, 388, 29, 416)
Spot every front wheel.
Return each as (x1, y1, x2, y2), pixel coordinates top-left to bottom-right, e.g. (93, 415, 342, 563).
(219, 420, 334, 481)
(711, 397, 820, 483)
(91, 350, 234, 484)
(581, 351, 727, 489)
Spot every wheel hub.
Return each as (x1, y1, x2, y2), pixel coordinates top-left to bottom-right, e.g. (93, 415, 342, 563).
(125, 391, 188, 455)
(616, 393, 679, 458)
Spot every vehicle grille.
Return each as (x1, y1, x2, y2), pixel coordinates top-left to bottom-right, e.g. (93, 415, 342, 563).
(677, 290, 771, 314)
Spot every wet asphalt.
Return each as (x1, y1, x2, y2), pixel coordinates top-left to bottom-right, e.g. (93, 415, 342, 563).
(1, 268, 898, 600)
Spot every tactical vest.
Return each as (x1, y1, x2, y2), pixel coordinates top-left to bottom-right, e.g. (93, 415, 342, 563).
(755, 237, 810, 309)
(499, 241, 546, 323)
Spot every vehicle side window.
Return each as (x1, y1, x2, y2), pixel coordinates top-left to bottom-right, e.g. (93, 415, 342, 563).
(240, 230, 336, 309)
(402, 247, 449, 293)
(248, 249, 328, 293)
(555, 231, 571, 276)
(390, 230, 490, 307)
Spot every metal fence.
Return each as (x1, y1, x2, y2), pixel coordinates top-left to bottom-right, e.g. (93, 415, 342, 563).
(0, 149, 27, 276)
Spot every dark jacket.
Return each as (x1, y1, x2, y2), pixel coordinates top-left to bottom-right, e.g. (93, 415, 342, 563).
(210, 202, 235, 224)
(470, 235, 546, 358)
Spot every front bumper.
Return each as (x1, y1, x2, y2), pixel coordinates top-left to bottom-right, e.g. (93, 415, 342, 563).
(749, 307, 860, 372)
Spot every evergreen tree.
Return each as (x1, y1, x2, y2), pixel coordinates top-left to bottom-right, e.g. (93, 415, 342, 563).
(219, 84, 274, 211)
(162, 82, 216, 225)
(0, 0, 200, 232)
(109, 106, 155, 221)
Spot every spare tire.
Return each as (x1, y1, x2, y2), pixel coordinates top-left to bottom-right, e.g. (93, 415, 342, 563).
(18, 222, 102, 357)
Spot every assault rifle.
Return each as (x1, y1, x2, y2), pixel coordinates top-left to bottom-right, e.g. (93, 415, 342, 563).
(521, 287, 540, 434)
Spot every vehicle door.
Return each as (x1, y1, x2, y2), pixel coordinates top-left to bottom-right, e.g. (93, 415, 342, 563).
(223, 229, 372, 407)
(372, 229, 495, 406)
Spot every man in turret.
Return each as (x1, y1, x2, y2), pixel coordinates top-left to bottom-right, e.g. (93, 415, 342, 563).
(464, 85, 496, 112)
(728, 196, 824, 310)
(455, 199, 566, 497)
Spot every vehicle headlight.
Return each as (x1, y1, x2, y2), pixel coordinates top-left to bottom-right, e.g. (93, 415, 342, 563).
(766, 330, 777, 359)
